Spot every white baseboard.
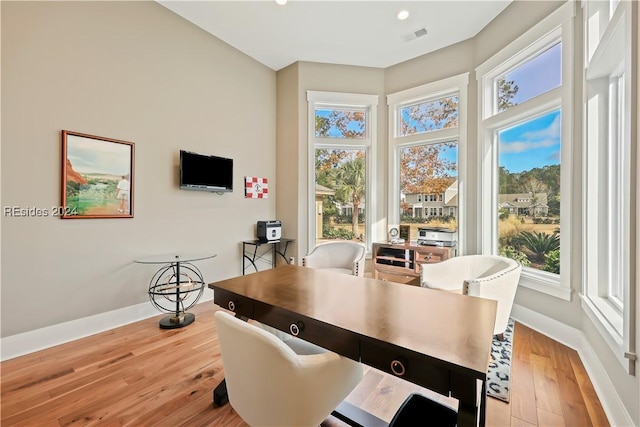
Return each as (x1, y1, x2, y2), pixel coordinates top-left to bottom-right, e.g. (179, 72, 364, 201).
(0, 295, 214, 362)
(511, 303, 635, 427)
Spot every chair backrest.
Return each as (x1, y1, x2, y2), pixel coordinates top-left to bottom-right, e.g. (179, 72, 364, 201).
(463, 256, 521, 335)
(420, 255, 521, 335)
(302, 241, 365, 275)
(214, 311, 363, 426)
(421, 255, 516, 290)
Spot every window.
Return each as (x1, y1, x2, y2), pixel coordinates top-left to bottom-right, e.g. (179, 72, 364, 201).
(496, 42, 562, 113)
(400, 95, 459, 136)
(477, 3, 574, 300)
(387, 74, 468, 245)
(307, 92, 378, 253)
(497, 110, 561, 273)
(315, 109, 366, 139)
(582, 0, 635, 373)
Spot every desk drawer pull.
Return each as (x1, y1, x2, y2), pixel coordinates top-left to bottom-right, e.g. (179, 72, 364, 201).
(390, 359, 406, 377)
(289, 321, 304, 336)
(227, 301, 236, 311)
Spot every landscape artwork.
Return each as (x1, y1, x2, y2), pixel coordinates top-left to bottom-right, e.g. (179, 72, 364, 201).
(61, 131, 134, 219)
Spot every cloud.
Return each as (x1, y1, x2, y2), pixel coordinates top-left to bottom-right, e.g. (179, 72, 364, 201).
(521, 114, 561, 140)
(500, 113, 561, 154)
(500, 138, 558, 154)
(547, 150, 561, 163)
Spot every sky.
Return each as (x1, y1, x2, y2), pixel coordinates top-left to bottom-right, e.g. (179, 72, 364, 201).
(67, 134, 132, 176)
(498, 43, 562, 173)
(499, 110, 561, 174)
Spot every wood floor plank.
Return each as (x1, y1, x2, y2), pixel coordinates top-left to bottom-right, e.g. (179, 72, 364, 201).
(530, 354, 564, 416)
(510, 416, 538, 427)
(0, 304, 610, 427)
(549, 339, 574, 375)
(567, 350, 610, 426)
(555, 369, 593, 427)
(513, 323, 533, 364)
(357, 368, 419, 422)
(344, 366, 385, 408)
(529, 326, 552, 359)
(536, 407, 565, 426)
(508, 323, 538, 426)
(485, 395, 511, 427)
(510, 351, 538, 425)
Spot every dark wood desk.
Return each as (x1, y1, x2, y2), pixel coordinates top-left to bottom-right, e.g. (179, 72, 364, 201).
(208, 265, 496, 427)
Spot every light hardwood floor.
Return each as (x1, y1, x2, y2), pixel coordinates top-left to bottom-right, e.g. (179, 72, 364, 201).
(1, 302, 609, 427)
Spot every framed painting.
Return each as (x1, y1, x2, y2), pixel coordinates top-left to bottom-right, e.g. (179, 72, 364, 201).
(61, 130, 135, 219)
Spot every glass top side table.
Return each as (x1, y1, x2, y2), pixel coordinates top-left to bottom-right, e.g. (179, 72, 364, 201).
(135, 253, 216, 329)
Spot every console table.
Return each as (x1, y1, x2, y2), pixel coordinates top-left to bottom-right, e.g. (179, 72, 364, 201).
(135, 252, 216, 329)
(372, 241, 456, 284)
(242, 238, 294, 275)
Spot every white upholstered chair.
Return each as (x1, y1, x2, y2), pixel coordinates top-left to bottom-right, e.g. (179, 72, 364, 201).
(214, 311, 363, 427)
(420, 255, 521, 337)
(302, 241, 366, 276)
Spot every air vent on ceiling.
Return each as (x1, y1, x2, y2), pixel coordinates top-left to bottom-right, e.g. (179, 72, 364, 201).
(402, 27, 428, 42)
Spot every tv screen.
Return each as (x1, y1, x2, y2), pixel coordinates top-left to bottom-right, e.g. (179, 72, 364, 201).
(180, 150, 233, 192)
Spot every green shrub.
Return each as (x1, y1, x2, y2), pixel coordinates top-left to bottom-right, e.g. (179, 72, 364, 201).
(499, 246, 531, 267)
(513, 231, 560, 263)
(542, 250, 560, 274)
(322, 224, 354, 240)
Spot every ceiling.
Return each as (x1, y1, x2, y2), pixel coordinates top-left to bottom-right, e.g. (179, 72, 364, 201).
(157, 1, 512, 71)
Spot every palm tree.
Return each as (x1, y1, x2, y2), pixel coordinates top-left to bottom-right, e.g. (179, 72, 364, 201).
(513, 231, 559, 263)
(335, 157, 366, 237)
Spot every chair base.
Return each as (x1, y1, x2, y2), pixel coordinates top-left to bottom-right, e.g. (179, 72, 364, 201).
(331, 401, 387, 427)
(212, 379, 228, 406)
(389, 393, 457, 427)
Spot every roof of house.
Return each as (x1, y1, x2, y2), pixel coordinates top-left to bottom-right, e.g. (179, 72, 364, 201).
(315, 184, 335, 196)
(498, 193, 548, 208)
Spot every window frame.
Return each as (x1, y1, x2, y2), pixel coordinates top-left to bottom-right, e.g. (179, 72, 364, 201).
(476, 2, 574, 301)
(387, 73, 469, 250)
(581, 0, 636, 374)
(306, 91, 378, 255)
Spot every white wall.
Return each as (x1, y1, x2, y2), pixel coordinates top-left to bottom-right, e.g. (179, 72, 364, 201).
(1, 1, 277, 338)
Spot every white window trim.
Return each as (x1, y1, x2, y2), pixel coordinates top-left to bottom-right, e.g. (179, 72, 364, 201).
(306, 91, 379, 255)
(476, 2, 574, 301)
(581, 0, 637, 374)
(387, 73, 469, 253)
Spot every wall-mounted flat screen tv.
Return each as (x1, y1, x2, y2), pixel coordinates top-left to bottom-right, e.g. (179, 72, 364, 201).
(180, 150, 233, 192)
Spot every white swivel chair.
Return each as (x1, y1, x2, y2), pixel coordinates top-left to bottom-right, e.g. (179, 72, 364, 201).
(420, 255, 521, 338)
(302, 241, 366, 276)
(214, 311, 363, 427)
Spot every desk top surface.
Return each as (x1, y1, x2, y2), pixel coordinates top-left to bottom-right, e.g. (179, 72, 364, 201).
(209, 265, 496, 376)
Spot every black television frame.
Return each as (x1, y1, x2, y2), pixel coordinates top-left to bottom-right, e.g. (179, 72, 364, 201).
(179, 150, 233, 193)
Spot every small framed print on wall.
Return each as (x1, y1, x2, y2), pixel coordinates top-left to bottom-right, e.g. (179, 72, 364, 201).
(245, 176, 269, 199)
(61, 130, 134, 219)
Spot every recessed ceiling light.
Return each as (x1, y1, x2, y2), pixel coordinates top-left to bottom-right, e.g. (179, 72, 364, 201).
(397, 10, 409, 20)
(275, 0, 287, 5)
